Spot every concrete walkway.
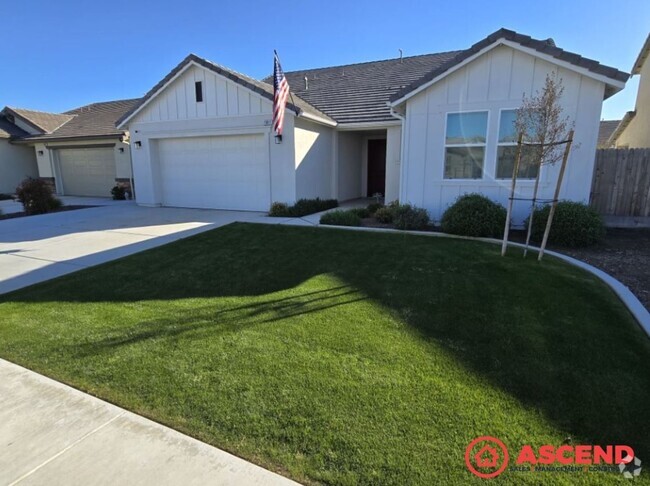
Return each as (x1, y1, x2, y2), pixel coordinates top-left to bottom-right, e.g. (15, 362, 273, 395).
(0, 359, 298, 486)
(0, 201, 272, 295)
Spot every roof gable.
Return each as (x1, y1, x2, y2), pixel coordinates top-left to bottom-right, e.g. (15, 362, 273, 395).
(0, 116, 30, 139)
(390, 28, 629, 106)
(117, 54, 334, 128)
(2, 107, 74, 134)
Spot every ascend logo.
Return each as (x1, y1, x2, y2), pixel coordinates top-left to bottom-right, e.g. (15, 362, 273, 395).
(465, 437, 639, 479)
(465, 436, 509, 479)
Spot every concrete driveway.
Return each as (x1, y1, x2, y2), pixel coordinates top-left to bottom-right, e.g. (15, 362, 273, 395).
(0, 200, 271, 295)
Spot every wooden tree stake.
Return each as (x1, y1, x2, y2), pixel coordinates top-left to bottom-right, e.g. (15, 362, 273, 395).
(501, 133, 524, 256)
(523, 150, 543, 258)
(538, 130, 574, 261)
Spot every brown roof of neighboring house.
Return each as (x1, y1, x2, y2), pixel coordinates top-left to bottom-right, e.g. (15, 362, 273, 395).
(0, 116, 30, 139)
(390, 28, 629, 104)
(606, 111, 636, 147)
(116, 54, 334, 128)
(598, 120, 621, 148)
(20, 99, 140, 142)
(632, 33, 650, 75)
(3, 107, 74, 134)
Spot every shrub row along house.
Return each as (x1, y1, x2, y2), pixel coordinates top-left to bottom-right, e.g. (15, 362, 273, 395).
(0, 29, 628, 223)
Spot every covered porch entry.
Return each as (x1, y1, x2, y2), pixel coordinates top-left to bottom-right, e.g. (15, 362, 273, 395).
(335, 125, 401, 203)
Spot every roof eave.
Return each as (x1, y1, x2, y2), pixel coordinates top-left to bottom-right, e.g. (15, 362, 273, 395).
(13, 133, 125, 144)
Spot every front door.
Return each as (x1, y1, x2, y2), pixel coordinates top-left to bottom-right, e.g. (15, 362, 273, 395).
(367, 139, 386, 197)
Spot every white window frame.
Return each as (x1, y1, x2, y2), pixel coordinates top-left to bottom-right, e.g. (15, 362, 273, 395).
(495, 107, 538, 180)
(443, 110, 489, 180)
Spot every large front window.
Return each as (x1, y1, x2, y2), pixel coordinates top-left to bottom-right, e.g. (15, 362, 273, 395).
(496, 110, 539, 179)
(444, 112, 488, 179)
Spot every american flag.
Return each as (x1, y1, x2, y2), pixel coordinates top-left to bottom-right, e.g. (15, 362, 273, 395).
(273, 51, 290, 138)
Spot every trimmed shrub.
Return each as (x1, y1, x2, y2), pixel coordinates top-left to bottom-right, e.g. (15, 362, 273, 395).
(440, 193, 506, 237)
(111, 185, 126, 200)
(367, 202, 383, 215)
(374, 207, 394, 223)
(0, 193, 14, 201)
(319, 209, 362, 227)
(392, 204, 430, 230)
(15, 178, 62, 215)
(350, 207, 371, 218)
(527, 201, 605, 247)
(269, 202, 290, 217)
(269, 198, 338, 217)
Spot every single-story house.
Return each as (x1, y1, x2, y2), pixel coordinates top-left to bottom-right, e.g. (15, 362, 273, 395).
(607, 33, 650, 148)
(117, 28, 628, 222)
(1, 100, 138, 197)
(0, 110, 38, 194)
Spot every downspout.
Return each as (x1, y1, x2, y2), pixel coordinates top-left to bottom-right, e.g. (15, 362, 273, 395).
(389, 104, 406, 203)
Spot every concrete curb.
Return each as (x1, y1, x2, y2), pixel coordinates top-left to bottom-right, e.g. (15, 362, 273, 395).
(271, 221, 650, 338)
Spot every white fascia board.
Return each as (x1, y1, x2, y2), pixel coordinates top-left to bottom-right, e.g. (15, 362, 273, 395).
(298, 111, 338, 127)
(336, 120, 401, 131)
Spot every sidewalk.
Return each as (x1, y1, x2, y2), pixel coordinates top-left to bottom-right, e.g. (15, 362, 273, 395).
(0, 359, 299, 486)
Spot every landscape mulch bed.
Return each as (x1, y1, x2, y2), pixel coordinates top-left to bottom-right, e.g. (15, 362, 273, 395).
(0, 205, 96, 220)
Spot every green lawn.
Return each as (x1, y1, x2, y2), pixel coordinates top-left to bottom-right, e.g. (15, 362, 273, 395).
(1, 223, 648, 485)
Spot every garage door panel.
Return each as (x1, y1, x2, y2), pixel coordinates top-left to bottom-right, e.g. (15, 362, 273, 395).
(58, 148, 116, 197)
(157, 134, 270, 211)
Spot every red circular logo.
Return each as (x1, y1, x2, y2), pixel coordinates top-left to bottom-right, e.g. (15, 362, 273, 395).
(465, 436, 509, 479)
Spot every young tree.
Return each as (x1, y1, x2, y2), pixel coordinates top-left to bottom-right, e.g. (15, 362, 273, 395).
(515, 72, 574, 257)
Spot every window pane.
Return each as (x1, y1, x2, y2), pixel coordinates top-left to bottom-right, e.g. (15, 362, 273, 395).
(444, 147, 485, 179)
(496, 146, 539, 179)
(445, 112, 488, 144)
(498, 110, 517, 143)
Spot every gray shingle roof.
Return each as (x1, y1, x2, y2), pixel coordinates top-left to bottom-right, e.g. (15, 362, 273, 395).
(4, 107, 74, 134)
(598, 120, 621, 148)
(22, 99, 140, 142)
(275, 51, 462, 124)
(0, 116, 29, 139)
(391, 28, 629, 104)
(116, 54, 334, 128)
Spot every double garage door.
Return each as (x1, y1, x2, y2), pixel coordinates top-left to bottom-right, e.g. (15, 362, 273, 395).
(157, 133, 270, 211)
(58, 147, 116, 197)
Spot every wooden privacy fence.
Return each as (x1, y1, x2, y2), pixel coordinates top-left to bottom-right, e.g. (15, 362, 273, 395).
(590, 148, 650, 218)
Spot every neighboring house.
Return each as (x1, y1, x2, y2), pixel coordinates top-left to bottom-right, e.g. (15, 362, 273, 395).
(609, 33, 650, 148)
(1, 100, 138, 197)
(598, 120, 621, 148)
(118, 28, 627, 223)
(0, 112, 37, 194)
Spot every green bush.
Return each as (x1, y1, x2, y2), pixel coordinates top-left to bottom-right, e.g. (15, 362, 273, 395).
(374, 206, 394, 224)
(0, 193, 13, 201)
(269, 198, 338, 217)
(15, 178, 62, 215)
(319, 209, 362, 227)
(392, 204, 430, 230)
(350, 207, 371, 218)
(527, 201, 605, 247)
(111, 185, 126, 200)
(440, 194, 506, 237)
(367, 202, 383, 215)
(269, 202, 290, 217)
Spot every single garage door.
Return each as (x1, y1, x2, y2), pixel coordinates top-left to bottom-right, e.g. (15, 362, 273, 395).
(157, 134, 270, 211)
(58, 147, 116, 197)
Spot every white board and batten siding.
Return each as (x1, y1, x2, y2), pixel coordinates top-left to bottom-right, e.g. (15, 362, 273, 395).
(128, 63, 297, 210)
(401, 44, 605, 224)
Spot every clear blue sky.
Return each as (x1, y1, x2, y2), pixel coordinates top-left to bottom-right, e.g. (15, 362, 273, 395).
(2, 0, 647, 120)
